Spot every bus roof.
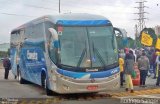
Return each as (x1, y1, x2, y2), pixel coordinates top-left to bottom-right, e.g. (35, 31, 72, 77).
(11, 13, 111, 33)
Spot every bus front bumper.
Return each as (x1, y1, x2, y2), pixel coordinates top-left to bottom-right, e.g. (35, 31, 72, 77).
(49, 72, 120, 94)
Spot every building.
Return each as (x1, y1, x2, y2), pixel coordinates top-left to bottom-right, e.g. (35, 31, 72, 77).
(155, 25, 160, 36)
(0, 43, 10, 52)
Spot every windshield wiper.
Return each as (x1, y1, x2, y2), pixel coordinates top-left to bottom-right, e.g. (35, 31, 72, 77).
(77, 48, 86, 67)
(77, 40, 88, 67)
(92, 41, 106, 67)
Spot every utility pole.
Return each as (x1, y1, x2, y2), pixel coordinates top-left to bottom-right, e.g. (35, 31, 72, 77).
(134, 24, 138, 48)
(134, 0, 148, 37)
(135, 24, 138, 38)
(59, 0, 61, 13)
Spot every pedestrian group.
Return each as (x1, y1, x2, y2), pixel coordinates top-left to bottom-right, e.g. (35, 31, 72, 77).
(118, 47, 160, 93)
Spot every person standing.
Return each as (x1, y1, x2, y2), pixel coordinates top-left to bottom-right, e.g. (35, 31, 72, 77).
(129, 49, 136, 62)
(147, 51, 153, 76)
(119, 49, 125, 59)
(119, 54, 124, 87)
(152, 50, 157, 79)
(124, 51, 135, 93)
(155, 52, 160, 86)
(2, 57, 11, 79)
(138, 52, 150, 87)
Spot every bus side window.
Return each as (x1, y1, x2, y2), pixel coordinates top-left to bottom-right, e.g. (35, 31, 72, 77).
(48, 30, 58, 64)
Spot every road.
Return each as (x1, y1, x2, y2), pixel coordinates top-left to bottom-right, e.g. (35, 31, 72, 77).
(0, 68, 121, 104)
(0, 68, 47, 98)
(0, 67, 160, 104)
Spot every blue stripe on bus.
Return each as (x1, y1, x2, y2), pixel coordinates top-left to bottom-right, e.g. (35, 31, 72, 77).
(56, 67, 119, 79)
(57, 20, 110, 26)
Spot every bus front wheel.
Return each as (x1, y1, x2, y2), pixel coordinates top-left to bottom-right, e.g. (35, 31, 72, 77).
(41, 73, 52, 96)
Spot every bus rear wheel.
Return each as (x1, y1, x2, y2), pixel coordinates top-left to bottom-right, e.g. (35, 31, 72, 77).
(41, 73, 52, 96)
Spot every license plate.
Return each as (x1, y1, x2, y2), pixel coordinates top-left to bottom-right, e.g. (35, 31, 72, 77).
(87, 85, 98, 90)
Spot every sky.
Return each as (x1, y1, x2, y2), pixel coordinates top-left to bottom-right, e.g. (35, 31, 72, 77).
(0, 0, 159, 43)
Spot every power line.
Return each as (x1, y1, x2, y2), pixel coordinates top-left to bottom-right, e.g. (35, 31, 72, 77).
(24, 4, 57, 11)
(1, 12, 36, 17)
(60, 1, 133, 14)
(0, 0, 58, 11)
(0, 0, 134, 19)
(0, 0, 133, 15)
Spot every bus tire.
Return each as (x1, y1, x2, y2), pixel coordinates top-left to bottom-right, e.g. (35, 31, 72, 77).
(41, 73, 52, 96)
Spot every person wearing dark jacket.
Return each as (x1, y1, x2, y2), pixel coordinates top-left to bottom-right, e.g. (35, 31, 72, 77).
(124, 52, 135, 93)
(3, 57, 11, 79)
(152, 51, 157, 79)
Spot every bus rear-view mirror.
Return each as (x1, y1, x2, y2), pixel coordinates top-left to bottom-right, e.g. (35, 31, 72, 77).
(48, 28, 59, 48)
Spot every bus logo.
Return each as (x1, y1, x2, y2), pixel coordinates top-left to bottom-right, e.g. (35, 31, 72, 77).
(27, 50, 38, 60)
(111, 69, 118, 74)
(86, 69, 98, 72)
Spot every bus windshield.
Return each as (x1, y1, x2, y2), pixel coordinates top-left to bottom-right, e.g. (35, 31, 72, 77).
(58, 26, 118, 68)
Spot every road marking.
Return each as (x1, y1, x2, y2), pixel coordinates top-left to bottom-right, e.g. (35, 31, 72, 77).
(110, 88, 160, 98)
(137, 95, 160, 98)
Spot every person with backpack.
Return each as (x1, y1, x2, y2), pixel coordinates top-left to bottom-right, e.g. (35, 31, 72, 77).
(124, 50, 135, 93)
(2, 57, 11, 79)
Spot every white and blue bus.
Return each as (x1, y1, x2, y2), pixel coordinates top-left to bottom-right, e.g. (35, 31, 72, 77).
(10, 13, 120, 95)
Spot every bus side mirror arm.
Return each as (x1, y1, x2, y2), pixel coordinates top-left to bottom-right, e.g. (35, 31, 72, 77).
(48, 28, 58, 40)
(48, 28, 60, 48)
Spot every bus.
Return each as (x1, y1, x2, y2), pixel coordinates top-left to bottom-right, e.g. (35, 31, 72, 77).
(10, 13, 120, 95)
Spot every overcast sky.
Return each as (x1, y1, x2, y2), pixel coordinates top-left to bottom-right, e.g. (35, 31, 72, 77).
(0, 0, 159, 43)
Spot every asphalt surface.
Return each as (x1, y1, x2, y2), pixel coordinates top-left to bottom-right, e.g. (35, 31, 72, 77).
(0, 68, 121, 104)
